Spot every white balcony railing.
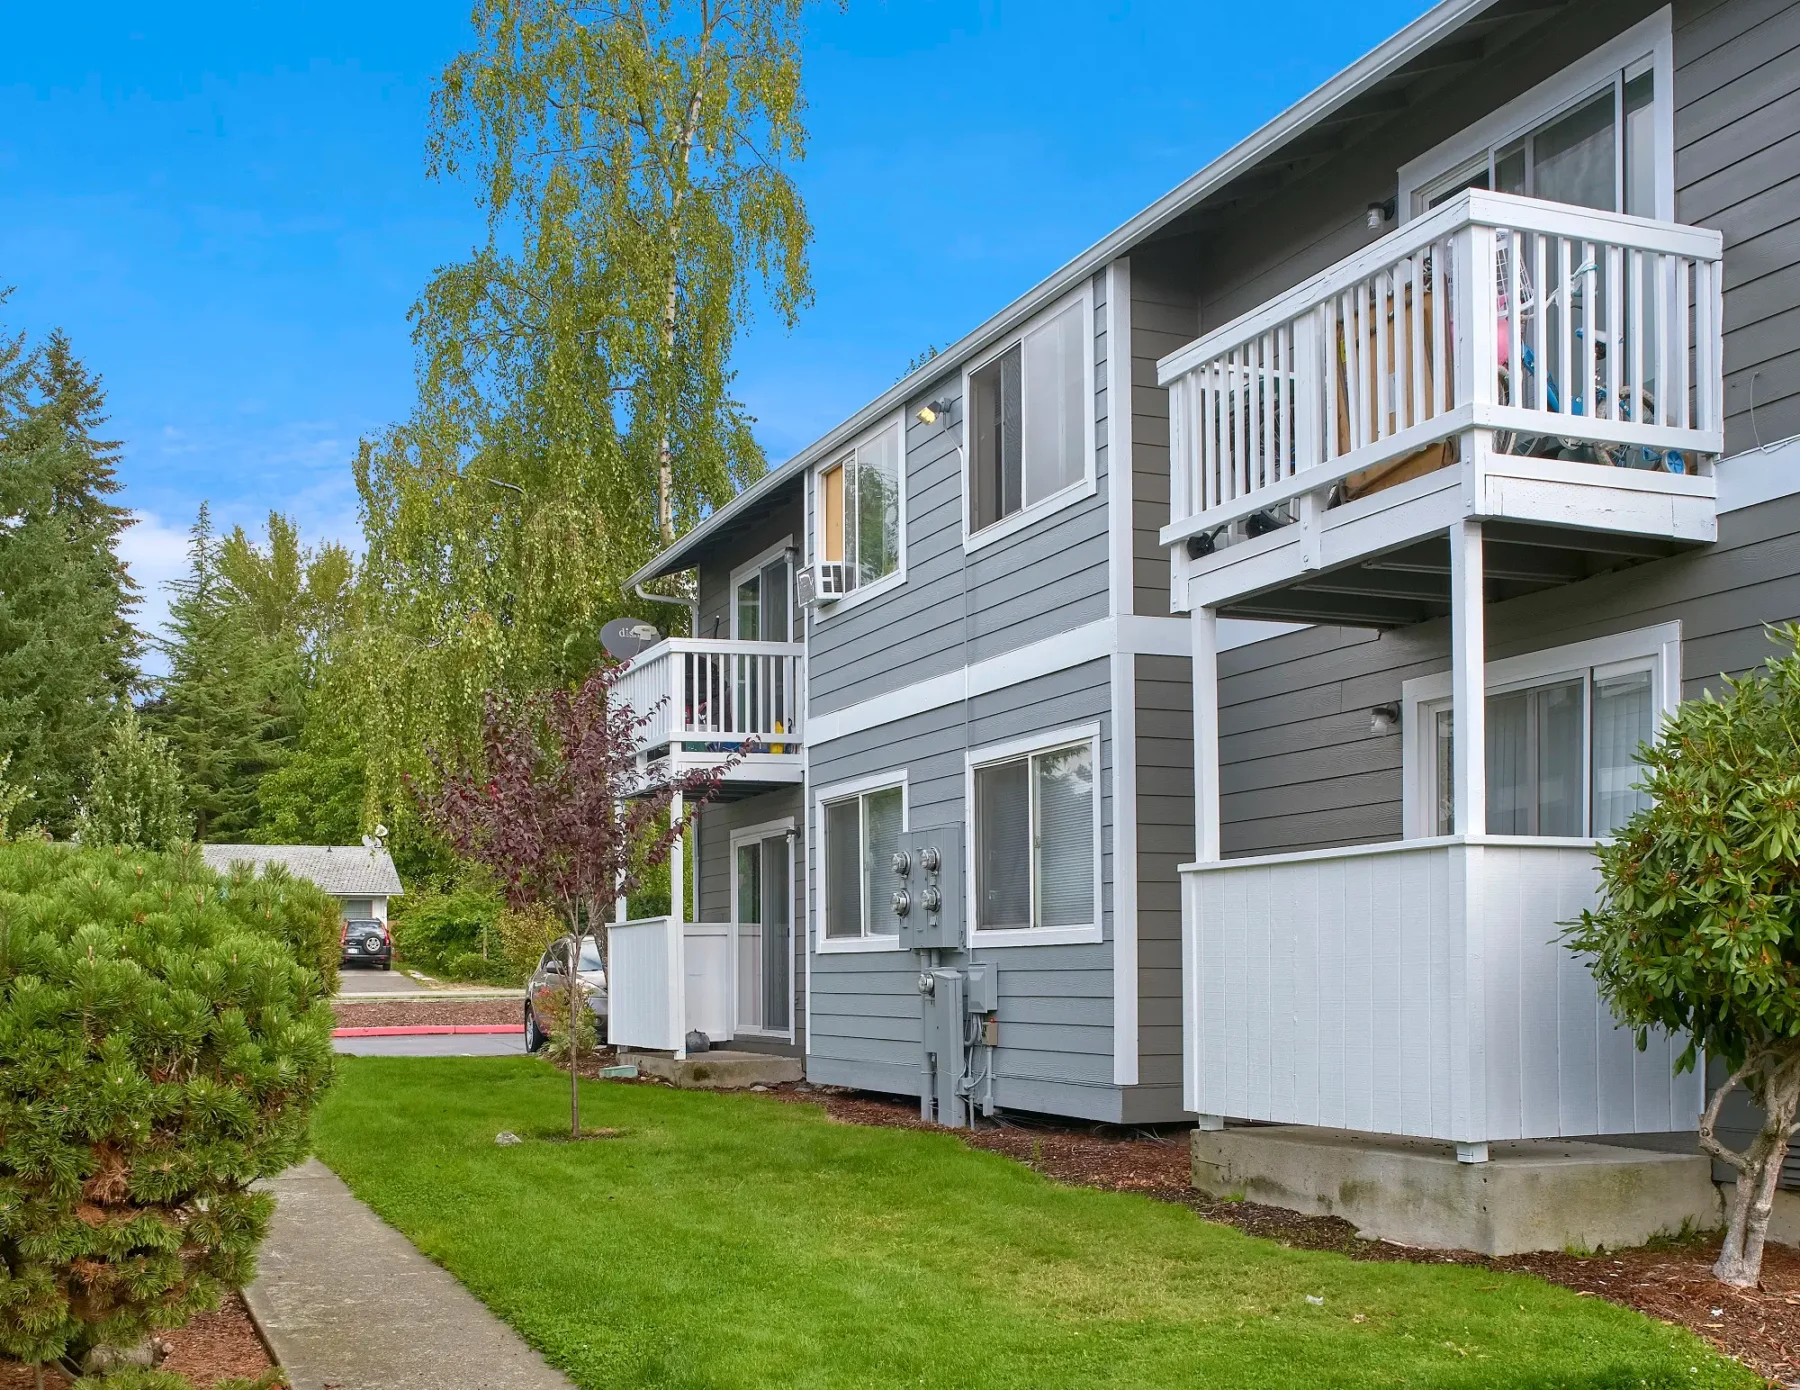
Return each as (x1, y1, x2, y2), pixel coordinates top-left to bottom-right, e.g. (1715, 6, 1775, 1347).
(612, 638, 804, 756)
(1158, 190, 1725, 549)
(1182, 837, 1702, 1145)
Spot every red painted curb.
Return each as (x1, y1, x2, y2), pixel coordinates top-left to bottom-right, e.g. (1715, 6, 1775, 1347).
(332, 1025, 525, 1038)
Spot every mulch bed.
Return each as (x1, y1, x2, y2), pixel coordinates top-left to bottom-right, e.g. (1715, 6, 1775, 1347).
(332, 999, 521, 1030)
(776, 1087, 1800, 1387)
(0, 1293, 276, 1388)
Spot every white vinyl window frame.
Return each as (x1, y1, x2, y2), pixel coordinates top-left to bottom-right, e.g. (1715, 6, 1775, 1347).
(728, 537, 796, 641)
(812, 769, 909, 955)
(729, 815, 797, 1041)
(811, 411, 908, 618)
(965, 722, 1104, 948)
(1400, 621, 1682, 840)
(1399, 8, 1675, 224)
(960, 286, 1099, 553)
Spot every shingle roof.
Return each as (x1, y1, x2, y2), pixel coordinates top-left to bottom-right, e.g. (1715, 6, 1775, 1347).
(199, 844, 405, 898)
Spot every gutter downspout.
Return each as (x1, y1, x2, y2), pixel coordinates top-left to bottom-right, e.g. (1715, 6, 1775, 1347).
(635, 582, 697, 641)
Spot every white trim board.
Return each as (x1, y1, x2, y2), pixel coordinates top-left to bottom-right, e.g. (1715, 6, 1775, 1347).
(1109, 651, 1138, 1086)
(1718, 435, 1800, 514)
(808, 615, 1192, 746)
(1106, 259, 1135, 619)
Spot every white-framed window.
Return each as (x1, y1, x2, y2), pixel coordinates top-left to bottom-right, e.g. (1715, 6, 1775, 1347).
(962, 289, 1095, 549)
(966, 724, 1102, 947)
(815, 773, 907, 951)
(729, 539, 794, 641)
(1400, 10, 1674, 223)
(815, 415, 904, 607)
(1401, 622, 1681, 840)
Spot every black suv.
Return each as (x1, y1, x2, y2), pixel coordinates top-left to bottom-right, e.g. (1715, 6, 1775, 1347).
(340, 918, 392, 970)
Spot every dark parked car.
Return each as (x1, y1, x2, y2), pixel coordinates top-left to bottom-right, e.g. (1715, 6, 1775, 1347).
(524, 935, 606, 1052)
(340, 918, 392, 970)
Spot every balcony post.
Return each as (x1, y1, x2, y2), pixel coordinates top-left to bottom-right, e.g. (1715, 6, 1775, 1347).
(1193, 605, 1222, 862)
(670, 787, 686, 1059)
(1449, 518, 1485, 836)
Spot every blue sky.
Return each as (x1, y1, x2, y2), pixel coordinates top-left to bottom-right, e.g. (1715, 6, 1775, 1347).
(0, 0, 1428, 653)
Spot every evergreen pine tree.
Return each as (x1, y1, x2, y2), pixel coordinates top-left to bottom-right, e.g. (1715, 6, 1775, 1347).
(0, 326, 142, 834)
(75, 707, 192, 851)
(151, 508, 273, 840)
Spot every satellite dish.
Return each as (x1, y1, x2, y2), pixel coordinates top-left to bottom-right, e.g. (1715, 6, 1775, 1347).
(601, 617, 663, 661)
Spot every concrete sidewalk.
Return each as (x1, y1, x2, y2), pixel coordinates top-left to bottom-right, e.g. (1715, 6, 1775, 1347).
(247, 1160, 574, 1390)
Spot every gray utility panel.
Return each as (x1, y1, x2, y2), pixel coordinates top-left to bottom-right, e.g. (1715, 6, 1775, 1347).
(892, 826, 962, 951)
(894, 824, 997, 1127)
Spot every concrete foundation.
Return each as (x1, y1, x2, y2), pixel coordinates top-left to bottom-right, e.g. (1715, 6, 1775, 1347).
(1192, 1126, 1723, 1256)
(623, 1049, 802, 1090)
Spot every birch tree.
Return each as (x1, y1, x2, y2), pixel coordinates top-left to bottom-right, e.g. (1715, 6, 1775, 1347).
(352, 0, 823, 816)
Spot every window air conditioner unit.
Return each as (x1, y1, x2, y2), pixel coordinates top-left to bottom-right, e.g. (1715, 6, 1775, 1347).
(798, 562, 848, 609)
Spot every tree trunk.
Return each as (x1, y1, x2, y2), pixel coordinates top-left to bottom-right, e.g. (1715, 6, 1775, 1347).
(569, 927, 582, 1139)
(1713, 1059, 1800, 1286)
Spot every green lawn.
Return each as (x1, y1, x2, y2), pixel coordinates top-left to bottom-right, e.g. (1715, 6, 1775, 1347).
(312, 1057, 1755, 1390)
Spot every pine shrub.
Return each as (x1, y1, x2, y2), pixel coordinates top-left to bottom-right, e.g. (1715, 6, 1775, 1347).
(0, 840, 336, 1371)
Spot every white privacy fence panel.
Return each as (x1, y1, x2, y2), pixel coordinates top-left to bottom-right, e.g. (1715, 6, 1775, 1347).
(684, 921, 734, 1044)
(1182, 838, 1702, 1143)
(607, 917, 681, 1051)
(1160, 190, 1724, 544)
(613, 639, 805, 751)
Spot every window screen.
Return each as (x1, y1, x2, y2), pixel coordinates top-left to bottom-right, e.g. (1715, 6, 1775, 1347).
(975, 760, 1030, 929)
(1034, 743, 1094, 928)
(863, 786, 904, 937)
(969, 301, 1085, 534)
(975, 739, 1096, 931)
(824, 798, 863, 939)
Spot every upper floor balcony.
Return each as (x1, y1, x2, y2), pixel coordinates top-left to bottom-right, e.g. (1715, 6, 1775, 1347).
(613, 637, 805, 793)
(1158, 190, 1724, 625)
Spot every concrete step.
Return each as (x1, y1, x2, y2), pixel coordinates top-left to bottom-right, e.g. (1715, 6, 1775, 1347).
(1192, 1125, 1722, 1256)
(621, 1049, 803, 1090)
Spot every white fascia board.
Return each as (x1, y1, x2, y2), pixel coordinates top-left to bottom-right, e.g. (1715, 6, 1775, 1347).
(626, 0, 1502, 591)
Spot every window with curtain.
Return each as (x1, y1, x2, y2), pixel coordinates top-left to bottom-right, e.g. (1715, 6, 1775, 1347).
(1419, 65, 1657, 218)
(1430, 665, 1655, 838)
(968, 301, 1086, 534)
(822, 784, 904, 939)
(974, 739, 1096, 932)
(817, 420, 902, 593)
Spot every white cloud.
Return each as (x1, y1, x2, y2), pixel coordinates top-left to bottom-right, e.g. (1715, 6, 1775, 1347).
(117, 509, 192, 677)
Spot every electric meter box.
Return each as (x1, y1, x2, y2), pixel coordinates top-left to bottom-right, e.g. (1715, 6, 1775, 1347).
(963, 962, 998, 1014)
(892, 825, 963, 952)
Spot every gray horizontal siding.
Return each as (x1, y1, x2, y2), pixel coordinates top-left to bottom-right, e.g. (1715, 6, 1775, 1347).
(1677, 0, 1800, 454)
(804, 658, 1160, 1120)
(1130, 250, 1199, 618)
(804, 273, 1115, 717)
(695, 786, 805, 1057)
(1134, 653, 1193, 1105)
(694, 492, 801, 639)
